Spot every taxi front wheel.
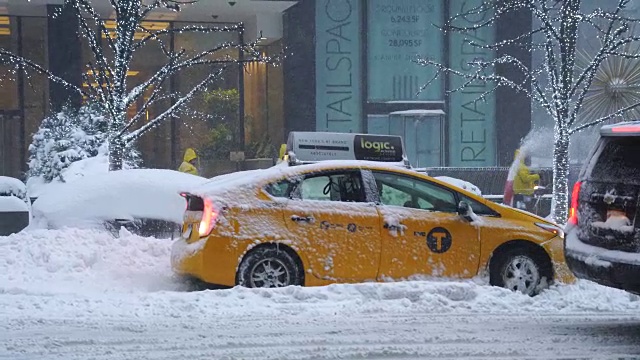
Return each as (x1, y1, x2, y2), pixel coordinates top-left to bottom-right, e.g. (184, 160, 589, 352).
(237, 246, 304, 288)
(489, 247, 552, 296)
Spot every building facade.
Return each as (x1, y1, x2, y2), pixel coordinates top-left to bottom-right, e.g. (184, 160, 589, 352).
(0, 0, 295, 178)
(1, 0, 534, 180)
(283, 0, 532, 168)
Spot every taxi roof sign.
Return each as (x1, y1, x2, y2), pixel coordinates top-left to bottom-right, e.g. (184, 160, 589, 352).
(286, 132, 410, 167)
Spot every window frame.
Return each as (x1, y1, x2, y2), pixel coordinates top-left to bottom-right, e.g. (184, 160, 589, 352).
(290, 169, 371, 203)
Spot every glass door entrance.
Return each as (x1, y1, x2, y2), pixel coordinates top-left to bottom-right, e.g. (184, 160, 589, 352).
(367, 110, 445, 168)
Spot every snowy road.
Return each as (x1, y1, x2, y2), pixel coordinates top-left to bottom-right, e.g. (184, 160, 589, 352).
(2, 229, 640, 359)
(3, 312, 640, 359)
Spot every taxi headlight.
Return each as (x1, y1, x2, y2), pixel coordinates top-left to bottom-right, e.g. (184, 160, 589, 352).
(535, 222, 564, 239)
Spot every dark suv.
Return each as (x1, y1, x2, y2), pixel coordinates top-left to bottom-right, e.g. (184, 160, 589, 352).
(565, 122, 640, 294)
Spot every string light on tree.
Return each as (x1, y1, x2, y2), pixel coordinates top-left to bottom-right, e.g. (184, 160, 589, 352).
(417, 0, 640, 223)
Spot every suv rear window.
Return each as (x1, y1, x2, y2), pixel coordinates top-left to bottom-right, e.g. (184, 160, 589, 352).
(590, 137, 640, 183)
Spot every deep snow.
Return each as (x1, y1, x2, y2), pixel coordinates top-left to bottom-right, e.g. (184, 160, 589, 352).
(1, 228, 640, 359)
(31, 169, 206, 229)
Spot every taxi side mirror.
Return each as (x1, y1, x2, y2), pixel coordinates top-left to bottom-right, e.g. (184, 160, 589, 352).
(457, 201, 473, 222)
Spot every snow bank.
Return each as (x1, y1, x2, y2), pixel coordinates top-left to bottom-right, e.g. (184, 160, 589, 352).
(32, 169, 207, 229)
(1, 228, 639, 323)
(0, 228, 181, 295)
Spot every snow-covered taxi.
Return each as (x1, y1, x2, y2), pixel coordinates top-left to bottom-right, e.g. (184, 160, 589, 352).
(172, 158, 573, 296)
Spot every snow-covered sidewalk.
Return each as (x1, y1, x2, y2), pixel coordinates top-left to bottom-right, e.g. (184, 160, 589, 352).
(1, 229, 640, 359)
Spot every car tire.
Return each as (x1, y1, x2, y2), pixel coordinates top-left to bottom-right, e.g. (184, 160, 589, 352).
(490, 247, 552, 296)
(237, 246, 304, 288)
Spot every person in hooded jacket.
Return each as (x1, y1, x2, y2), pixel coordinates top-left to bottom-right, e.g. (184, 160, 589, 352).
(178, 148, 199, 176)
(512, 148, 540, 210)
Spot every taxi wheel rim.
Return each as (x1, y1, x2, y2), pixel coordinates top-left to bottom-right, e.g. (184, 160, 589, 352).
(249, 258, 290, 288)
(501, 255, 540, 295)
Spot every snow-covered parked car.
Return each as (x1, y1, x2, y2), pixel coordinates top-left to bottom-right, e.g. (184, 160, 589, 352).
(565, 122, 640, 294)
(31, 169, 207, 238)
(0, 176, 30, 236)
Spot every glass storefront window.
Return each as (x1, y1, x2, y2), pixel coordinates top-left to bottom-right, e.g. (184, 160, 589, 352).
(21, 17, 48, 162)
(244, 41, 284, 160)
(173, 22, 240, 174)
(0, 16, 21, 177)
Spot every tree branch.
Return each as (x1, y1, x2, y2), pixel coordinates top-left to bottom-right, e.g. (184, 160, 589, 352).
(123, 67, 226, 143)
(0, 49, 86, 97)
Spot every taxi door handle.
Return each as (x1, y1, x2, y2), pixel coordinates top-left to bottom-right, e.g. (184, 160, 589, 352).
(384, 223, 403, 231)
(291, 215, 314, 223)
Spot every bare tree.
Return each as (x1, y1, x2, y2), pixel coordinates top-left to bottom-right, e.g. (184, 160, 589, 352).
(418, 0, 640, 223)
(0, 0, 276, 170)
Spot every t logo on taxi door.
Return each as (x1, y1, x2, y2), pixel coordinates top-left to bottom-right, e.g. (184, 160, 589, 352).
(426, 227, 452, 253)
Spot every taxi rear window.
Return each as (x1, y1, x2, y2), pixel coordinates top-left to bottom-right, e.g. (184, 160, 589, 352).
(590, 137, 640, 184)
(265, 180, 292, 198)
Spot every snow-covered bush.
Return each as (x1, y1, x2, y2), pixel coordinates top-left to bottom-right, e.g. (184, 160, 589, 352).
(28, 104, 140, 183)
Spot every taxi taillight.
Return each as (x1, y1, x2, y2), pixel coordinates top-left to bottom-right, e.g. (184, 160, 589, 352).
(198, 198, 217, 237)
(569, 181, 582, 225)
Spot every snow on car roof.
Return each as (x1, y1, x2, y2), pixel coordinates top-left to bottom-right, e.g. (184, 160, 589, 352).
(192, 160, 472, 200)
(0, 176, 27, 198)
(32, 169, 207, 229)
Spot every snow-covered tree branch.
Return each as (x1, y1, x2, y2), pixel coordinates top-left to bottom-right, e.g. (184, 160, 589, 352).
(0, 0, 278, 171)
(418, 0, 640, 223)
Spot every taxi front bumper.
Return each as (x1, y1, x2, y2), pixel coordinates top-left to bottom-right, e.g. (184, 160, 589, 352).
(542, 235, 576, 284)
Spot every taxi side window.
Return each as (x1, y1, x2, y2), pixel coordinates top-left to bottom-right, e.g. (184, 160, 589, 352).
(299, 172, 365, 202)
(373, 172, 457, 212)
(264, 179, 292, 198)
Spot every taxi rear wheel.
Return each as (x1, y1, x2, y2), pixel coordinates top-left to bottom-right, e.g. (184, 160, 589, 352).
(489, 247, 552, 296)
(237, 246, 304, 288)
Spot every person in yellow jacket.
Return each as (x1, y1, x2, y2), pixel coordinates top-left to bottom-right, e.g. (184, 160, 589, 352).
(276, 144, 288, 164)
(178, 148, 199, 176)
(512, 149, 540, 209)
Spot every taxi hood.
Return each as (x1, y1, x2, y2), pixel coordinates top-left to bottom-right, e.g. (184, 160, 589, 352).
(497, 202, 560, 226)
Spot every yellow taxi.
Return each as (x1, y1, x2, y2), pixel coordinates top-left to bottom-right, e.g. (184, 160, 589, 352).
(171, 160, 573, 296)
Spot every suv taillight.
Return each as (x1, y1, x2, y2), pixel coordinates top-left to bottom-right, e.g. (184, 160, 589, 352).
(569, 181, 582, 225)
